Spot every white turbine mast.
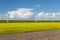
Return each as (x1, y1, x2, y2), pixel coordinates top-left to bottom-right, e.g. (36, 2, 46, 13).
(7, 14, 9, 23)
(35, 16, 37, 23)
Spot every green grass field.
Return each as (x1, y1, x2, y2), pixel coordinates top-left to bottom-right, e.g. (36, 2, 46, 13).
(0, 21, 60, 34)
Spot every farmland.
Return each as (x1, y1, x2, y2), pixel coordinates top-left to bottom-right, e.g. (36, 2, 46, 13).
(0, 20, 60, 34)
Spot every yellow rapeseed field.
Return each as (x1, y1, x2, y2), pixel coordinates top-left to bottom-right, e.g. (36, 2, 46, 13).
(0, 22, 60, 34)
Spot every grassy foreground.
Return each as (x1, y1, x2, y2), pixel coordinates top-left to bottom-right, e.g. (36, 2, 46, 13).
(0, 22, 60, 34)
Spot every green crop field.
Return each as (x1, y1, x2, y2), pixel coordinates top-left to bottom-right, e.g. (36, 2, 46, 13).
(0, 21, 60, 34)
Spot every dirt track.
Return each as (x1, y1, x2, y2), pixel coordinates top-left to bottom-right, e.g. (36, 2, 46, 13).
(0, 30, 60, 40)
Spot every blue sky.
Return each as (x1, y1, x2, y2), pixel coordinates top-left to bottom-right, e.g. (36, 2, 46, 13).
(0, 0, 60, 20)
(0, 0, 60, 13)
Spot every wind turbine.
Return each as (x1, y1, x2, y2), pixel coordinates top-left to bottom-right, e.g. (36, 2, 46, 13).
(35, 16, 37, 23)
(7, 14, 9, 23)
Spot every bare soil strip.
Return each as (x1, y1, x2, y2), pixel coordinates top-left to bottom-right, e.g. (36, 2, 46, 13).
(0, 30, 60, 40)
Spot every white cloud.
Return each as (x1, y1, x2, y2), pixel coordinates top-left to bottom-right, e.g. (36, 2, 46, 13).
(36, 12, 60, 20)
(35, 4, 41, 8)
(0, 8, 60, 20)
(8, 11, 16, 18)
(0, 14, 7, 20)
(8, 8, 34, 19)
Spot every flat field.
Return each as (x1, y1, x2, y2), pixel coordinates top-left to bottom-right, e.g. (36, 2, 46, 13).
(0, 21, 60, 34)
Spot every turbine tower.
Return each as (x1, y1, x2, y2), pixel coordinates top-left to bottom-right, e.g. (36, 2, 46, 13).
(7, 14, 9, 23)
